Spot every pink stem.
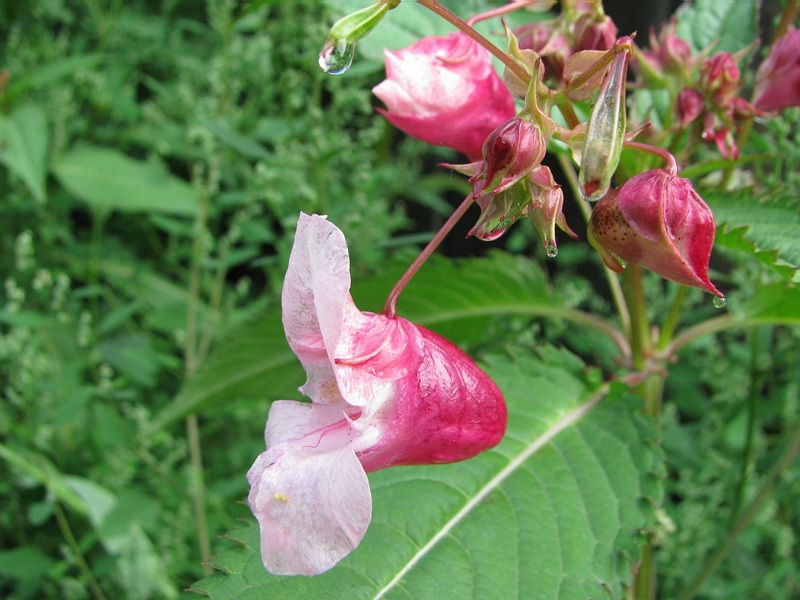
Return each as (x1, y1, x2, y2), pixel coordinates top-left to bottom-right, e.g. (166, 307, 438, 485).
(466, 0, 534, 27)
(382, 193, 475, 317)
(415, 0, 530, 85)
(624, 140, 678, 175)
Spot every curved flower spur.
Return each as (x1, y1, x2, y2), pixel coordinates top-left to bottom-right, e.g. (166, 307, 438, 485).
(247, 214, 507, 576)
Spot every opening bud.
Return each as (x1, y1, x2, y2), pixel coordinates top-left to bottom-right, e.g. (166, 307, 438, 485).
(588, 169, 723, 297)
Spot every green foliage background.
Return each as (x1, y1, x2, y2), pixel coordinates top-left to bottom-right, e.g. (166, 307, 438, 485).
(1, 0, 799, 599)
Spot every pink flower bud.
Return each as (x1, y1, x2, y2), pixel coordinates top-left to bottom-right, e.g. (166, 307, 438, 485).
(515, 22, 572, 79)
(700, 52, 741, 104)
(574, 14, 618, 52)
(472, 117, 547, 196)
(675, 87, 705, 126)
(753, 28, 800, 112)
(644, 18, 692, 73)
(588, 169, 723, 297)
(248, 214, 506, 576)
(372, 33, 516, 160)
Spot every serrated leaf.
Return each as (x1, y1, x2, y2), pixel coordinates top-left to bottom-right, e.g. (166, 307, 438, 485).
(0, 103, 48, 201)
(706, 190, 800, 282)
(148, 253, 571, 431)
(674, 0, 757, 55)
(53, 144, 199, 215)
(192, 347, 664, 599)
(735, 282, 800, 325)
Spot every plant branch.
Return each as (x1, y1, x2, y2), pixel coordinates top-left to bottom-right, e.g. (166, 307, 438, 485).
(466, 0, 533, 27)
(415, 0, 530, 84)
(383, 193, 475, 317)
(54, 503, 108, 600)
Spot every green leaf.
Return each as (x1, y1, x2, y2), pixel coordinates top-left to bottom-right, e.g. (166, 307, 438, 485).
(191, 347, 664, 599)
(53, 144, 199, 215)
(705, 190, 800, 282)
(148, 252, 568, 431)
(735, 283, 800, 325)
(0, 103, 48, 201)
(674, 0, 757, 54)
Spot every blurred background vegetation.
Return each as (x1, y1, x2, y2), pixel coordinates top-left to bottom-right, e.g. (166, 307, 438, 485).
(1, 0, 798, 598)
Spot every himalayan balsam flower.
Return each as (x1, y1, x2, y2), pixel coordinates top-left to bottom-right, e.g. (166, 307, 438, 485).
(753, 28, 800, 112)
(588, 169, 723, 297)
(247, 214, 507, 576)
(372, 33, 516, 160)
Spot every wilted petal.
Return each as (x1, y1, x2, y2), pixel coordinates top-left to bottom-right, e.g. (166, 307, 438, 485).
(248, 404, 371, 576)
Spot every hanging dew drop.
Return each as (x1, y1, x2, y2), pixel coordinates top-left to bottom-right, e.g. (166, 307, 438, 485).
(319, 38, 355, 75)
(712, 295, 726, 309)
(545, 243, 558, 258)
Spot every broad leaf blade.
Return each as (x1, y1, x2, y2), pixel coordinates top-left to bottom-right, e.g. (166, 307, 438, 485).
(192, 348, 664, 599)
(706, 190, 800, 282)
(674, 0, 757, 54)
(0, 103, 48, 201)
(150, 253, 563, 431)
(53, 144, 199, 215)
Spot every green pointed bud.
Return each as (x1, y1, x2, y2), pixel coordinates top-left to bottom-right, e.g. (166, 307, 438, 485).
(578, 37, 631, 200)
(319, 0, 399, 75)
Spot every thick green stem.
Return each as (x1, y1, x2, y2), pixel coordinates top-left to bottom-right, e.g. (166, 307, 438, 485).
(657, 285, 688, 350)
(622, 267, 650, 372)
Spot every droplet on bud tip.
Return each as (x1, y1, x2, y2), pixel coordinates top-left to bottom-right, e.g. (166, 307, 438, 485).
(319, 39, 355, 75)
(712, 295, 726, 309)
(545, 243, 558, 258)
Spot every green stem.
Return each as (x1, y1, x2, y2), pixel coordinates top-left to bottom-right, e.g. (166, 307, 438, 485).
(415, 0, 530, 85)
(727, 328, 764, 529)
(657, 285, 688, 350)
(556, 152, 631, 336)
(633, 538, 656, 600)
(53, 503, 108, 600)
(678, 420, 800, 600)
(665, 314, 737, 356)
(622, 266, 650, 372)
(774, 0, 800, 43)
(185, 190, 212, 576)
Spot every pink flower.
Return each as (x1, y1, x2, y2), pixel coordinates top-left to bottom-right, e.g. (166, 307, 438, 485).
(247, 214, 506, 576)
(588, 169, 723, 297)
(372, 33, 516, 160)
(753, 28, 800, 112)
(700, 52, 741, 104)
(675, 87, 705, 126)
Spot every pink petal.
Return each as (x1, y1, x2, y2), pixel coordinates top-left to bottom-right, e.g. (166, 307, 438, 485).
(247, 403, 371, 576)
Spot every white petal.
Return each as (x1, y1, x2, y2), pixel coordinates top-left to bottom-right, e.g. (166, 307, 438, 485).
(247, 441, 371, 576)
(264, 399, 353, 448)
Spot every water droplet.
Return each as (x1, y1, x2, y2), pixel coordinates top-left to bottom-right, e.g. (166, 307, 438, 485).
(712, 295, 726, 309)
(319, 38, 355, 75)
(545, 243, 558, 258)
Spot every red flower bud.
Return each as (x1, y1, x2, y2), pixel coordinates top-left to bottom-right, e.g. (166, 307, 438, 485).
(574, 14, 618, 52)
(474, 118, 546, 196)
(588, 169, 723, 297)
(515, 22, 572, 79)
(675, 87, 705, 126)
(644, 18, 692, 73)
(700, 53, 741, 104)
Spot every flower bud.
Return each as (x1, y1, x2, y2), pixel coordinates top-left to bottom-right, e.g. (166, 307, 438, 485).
(644, 18, 692, 74)
(319, 0, 400, 74)
(473, 117, 547, 196)
(675, 87, 705, 126)
(579, 40, 631, 200)
(699, 52, 741, 104)
(753, 28, 800, 112)
(574, 14, 618, 52)
(588, 169, 722, 297)
(516, 21, 572, 79)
